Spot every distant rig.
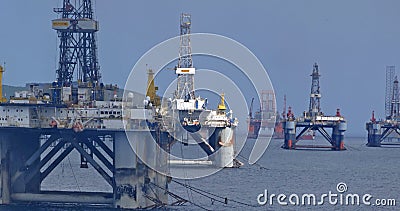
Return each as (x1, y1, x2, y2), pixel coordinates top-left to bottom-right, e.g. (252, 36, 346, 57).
(247, 90, 277, 139)
(0, 1, 239, 209)
(366, 66, 400, 147)
(282, 63, 347, 150)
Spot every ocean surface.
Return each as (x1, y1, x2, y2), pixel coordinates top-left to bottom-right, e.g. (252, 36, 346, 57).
(1, 137, 399, 210)
(167, 136, 400, 210)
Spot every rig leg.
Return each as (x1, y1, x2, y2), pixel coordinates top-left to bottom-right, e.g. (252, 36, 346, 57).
(114, 131, 169, 209)
(0, 137, 10, 204)
(209, 128, 235, 168)
(332, 122, 347, 150)
(283, 121, 296, 149)
(366, 123, 382, 147)
(114, 132, 139, 209)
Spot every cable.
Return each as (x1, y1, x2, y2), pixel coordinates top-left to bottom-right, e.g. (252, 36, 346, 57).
(148, 183, 162, 205)
(67, 156, 81, 191)
(150, 182, 210, 211)
(237, 154, 269, 170)
(172, 180, 261, 208)
(173, 180, 237, 208)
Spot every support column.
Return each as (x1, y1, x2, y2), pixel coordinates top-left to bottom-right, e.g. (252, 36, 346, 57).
(0, 135, 10, 204)
(214, 127, 235, 168)
(366, 122, 382, 147)
(7, 132, 41, 194)
(113, 131, 138, 209)
(332, 122, 347, 150)
(138, 130, 169, 207)
(114, 130, 169, 209)
(283, 121, 296, 149)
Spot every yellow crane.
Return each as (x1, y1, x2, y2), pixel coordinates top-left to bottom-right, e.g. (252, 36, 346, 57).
(218, 93, 226, 111)
(0, 64, 7, 103)
(146, 68, 160, 106)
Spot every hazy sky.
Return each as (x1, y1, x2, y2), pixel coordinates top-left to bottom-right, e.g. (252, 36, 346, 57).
(1, 1, 400, 136)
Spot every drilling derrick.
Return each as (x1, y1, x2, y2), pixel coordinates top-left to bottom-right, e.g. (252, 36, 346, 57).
(176, 13, 195, 100)
(257, 90, 276, 137)
(390, 77, 400, 119)
(308, 63, 322, 118)
(385, 66, 395, 119)
(52, 0, 102, 103)
(367, 66, 400, 146)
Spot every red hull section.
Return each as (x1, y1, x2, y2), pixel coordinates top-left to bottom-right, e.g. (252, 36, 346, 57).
(247, 119, 261, 139)
(299, 131, 315, 140)
(273, 122, 284, 139)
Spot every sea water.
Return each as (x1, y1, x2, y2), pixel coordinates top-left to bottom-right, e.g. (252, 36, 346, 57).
(169, 137, 400, 210)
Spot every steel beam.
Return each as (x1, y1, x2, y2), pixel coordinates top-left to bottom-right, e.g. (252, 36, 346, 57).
(380, 127, 392, 142)
(81, 138, 114, 172)
(92, 136, 114, 159)
(12, 139, 67, 185)
(24, 133, 61, 169)
(316, 127, 333, 143)
(295, 127, 310, 141)
(40, 145, 74, 182)
(70, 140, 113, 186)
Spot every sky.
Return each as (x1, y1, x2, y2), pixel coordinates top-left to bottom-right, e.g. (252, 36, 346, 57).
(1, 0, 400, 136)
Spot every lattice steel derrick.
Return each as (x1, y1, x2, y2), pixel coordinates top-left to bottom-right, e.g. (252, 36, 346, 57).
(176, 13, 195, 100)
(53, 0, 100, 86)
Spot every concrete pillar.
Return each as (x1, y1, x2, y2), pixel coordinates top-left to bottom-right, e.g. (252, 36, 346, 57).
(332, 122, 347, 150)
(142, 130, 169, 207)
(113, 131, 139, 209)
(208, 127, 235, 167)
(366, 122, 382, 147)
(0, 135, 10, 204)
(114, 130, 169, 209)
(214, 127, 235, 168)
(283, 121, 296, 149)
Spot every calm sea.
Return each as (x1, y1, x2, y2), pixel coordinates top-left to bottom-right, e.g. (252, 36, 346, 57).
(169, 137, 400, 210)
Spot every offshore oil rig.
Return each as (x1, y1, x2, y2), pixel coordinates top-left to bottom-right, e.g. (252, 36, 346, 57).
(0, 1, 238, 209)
(247, 90, 277, 139)
(282, 63, 347, 150)
(161, 13, 239, 168)
(366, 66, 400, 147)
